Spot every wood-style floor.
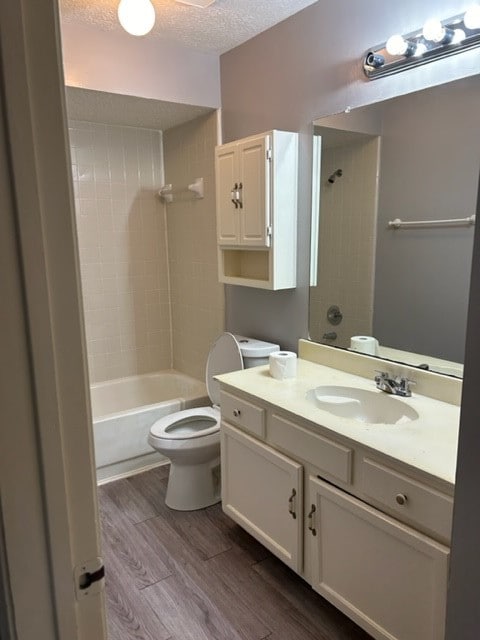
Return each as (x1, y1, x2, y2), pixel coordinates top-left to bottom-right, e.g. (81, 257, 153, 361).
(98, 465, 372, 640)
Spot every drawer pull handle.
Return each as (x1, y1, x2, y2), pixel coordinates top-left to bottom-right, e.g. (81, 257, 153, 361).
(233, 409, 241, 418)
(307, 504, 317, 536)
(288, 489, 297, 519)
(396, 493, 408, 506)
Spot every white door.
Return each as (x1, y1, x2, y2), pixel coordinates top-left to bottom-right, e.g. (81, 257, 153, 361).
(238, 134, 271, 247)
(221, 422, 303, 572)
(308, 476, 449, 640)
(0, 1, 106, 639)
(215, 142, 241, 245)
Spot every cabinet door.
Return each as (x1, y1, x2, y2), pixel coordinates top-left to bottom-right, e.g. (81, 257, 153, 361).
(215, 143, 240, 245)
(307, 476, 449, 640)
(238, 134, 271, 247)
(221, 422, 303, 572)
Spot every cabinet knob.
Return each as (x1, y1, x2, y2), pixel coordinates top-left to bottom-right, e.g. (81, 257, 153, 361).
(396, 493, 407, 506)
(233, 409, 241, 418)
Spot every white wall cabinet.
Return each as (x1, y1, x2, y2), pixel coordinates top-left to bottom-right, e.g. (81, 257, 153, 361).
(215, 130, 297, 289)
(219, 388, 452, 640)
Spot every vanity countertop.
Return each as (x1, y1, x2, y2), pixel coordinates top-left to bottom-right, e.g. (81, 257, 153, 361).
(216, 358, 460, 487)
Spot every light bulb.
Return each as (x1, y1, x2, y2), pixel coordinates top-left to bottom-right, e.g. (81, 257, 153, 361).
(464, 4, 480, 29)
(118, 0, 155, 36)
(422, 18, 446, 42)
(414, 43, 427, 56)
(386, 34, 409, 56)
(452, 28, 466, 44)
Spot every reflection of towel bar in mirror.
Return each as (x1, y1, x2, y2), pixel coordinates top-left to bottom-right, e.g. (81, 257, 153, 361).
(388, 215, 476, 230)
(158, 177, 204, 203)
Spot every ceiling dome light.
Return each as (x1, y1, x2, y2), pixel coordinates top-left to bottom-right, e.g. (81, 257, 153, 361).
(422, 18, 450, 43)
(118, 0, 155, 36)
(464, 4, 480, 29)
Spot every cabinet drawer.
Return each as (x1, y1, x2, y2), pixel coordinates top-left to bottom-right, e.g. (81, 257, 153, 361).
(362, 458, 453, 542)
(269, 414, 352, 484)
(220, 390, 265, 438)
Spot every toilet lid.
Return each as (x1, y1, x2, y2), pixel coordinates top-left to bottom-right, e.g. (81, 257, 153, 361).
(206, 332, 244, 406)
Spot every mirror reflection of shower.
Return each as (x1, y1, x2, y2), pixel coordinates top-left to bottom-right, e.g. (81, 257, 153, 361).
(328, 168, 343, 184)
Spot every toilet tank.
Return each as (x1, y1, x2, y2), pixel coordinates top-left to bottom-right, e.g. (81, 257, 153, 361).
(234, 335, 280, 368)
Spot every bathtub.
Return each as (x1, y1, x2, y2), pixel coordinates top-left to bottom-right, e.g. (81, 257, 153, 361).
(91, 370, 209, 483)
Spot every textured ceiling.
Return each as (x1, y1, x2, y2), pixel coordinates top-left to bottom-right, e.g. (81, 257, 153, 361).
(66, 87, 213, 130)
(59, 0, 318, 54)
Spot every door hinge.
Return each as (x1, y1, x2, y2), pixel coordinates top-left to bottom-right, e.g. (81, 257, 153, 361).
(266, 148, 272, 161)
(74, 557, 105, 599)
(266, 225, 273, 237)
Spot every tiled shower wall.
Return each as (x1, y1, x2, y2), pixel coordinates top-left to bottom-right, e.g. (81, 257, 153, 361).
(69, 121, 172, 383)
(309, 138, 379, 348)
(163, 113, 224, 380)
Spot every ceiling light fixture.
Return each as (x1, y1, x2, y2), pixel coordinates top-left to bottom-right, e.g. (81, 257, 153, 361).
(363, 11, 480, 79)
(118, 0, 156, 36)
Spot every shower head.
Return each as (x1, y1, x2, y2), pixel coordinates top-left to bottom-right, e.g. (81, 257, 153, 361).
(328, 169, 343, 184)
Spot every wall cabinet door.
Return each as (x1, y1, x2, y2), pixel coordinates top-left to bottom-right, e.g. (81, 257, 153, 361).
(221, 422, 303, 572)
(215, 134, 270, 248)
(238, 134, 270, 247)
(307, 476, 449, 640)
(215, 142, 240, 244)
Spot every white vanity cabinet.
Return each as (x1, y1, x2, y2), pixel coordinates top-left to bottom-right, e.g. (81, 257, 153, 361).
(219, 388, 452, 640)
(308, 476, 449, 640)
(215, 130, 297, 290)
(221, 423, 303, 572)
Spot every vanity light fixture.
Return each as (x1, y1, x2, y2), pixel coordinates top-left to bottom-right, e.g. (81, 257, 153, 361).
(118, 0, 155, 36)
(364, 7, 480, 79)
(175, 0, 216, 7)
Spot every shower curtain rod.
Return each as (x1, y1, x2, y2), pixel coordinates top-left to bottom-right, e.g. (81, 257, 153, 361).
(388, 215, 476, 230)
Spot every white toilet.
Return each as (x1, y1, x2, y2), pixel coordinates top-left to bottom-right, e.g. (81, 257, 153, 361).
(148, 332, 279, 511)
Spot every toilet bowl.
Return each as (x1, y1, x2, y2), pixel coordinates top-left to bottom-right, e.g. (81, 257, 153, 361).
(148, 332, 279, 511)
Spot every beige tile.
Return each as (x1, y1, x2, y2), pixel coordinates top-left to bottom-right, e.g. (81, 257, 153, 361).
(70, 113, 224, 384)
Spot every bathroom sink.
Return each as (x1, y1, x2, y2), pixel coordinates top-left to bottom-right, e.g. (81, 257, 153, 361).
(306, 385, 419, 425)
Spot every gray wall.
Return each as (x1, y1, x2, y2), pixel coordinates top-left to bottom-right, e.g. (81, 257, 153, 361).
(220, 1, 480, 636)
(373, 77, 479, 363)
(220, 0, 480, 352)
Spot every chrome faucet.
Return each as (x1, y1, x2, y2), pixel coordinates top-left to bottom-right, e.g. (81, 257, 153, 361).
(374, 371, 414, 397)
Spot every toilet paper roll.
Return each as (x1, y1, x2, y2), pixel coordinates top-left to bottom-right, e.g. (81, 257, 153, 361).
(350, 336, 379, 356)
(269, 351, 297, 380)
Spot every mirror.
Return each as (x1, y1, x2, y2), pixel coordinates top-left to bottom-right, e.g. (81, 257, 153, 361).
(310, 75, 480, 378)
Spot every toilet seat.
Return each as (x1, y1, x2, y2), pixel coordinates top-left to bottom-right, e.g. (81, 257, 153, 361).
(149, 406, 220, 442)
(149, 332, 246, 455)
(150, 333, 244, 444)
